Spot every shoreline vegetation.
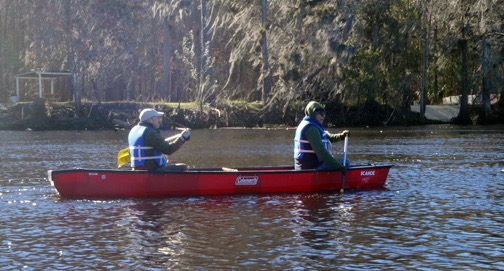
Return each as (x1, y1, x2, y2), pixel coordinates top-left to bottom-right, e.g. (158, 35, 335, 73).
(2, 2, 503, 132)
(0, 98, 501, 131)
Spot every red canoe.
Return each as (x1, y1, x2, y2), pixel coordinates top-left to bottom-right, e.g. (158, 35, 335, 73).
(48, 165, 392, 198)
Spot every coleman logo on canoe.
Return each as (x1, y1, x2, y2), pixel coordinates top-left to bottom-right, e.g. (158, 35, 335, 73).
(235, 176, 259, 186)
(361, 171, 375, 176)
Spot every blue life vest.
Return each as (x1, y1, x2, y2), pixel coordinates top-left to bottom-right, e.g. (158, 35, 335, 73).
(128, 125, 167, 168)
(294, 117, 331, 168)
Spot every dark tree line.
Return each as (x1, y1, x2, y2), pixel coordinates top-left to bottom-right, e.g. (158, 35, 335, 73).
(1, 0, 503, 124)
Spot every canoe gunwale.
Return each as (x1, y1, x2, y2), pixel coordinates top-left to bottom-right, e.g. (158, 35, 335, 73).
(48, 164, 393, 175)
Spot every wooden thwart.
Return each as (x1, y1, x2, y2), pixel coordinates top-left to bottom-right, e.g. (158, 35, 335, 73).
(222, 167, 238, 172)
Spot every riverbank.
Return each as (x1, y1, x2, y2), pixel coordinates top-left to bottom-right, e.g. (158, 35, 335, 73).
(0, 99, 281, 130)
(0, 99, 499, 130)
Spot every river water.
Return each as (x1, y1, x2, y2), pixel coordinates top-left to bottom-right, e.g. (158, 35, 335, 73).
(0, 125, 503, 270)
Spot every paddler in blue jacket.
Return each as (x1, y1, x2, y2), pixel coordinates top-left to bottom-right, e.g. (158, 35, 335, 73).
(128, 108, 190, 171)
(294, 101, 349, 171)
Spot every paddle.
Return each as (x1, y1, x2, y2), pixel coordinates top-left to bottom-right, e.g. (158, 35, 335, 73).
(340, 134, 349, 193)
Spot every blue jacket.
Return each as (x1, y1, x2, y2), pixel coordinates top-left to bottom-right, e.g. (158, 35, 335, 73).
(128, 125, 167, 168)
(294, 116, 330, 168)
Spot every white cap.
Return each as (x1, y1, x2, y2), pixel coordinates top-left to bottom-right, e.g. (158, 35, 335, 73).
(139, 108, 164, 122)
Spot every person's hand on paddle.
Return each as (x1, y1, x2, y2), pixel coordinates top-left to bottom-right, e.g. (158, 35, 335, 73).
(180, 129, 191, 141)
(340, 130, 350, 139)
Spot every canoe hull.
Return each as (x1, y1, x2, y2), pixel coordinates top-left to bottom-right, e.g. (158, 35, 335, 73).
(48, 165, 392, 198)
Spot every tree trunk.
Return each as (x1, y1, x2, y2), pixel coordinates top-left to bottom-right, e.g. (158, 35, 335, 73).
(64, 0, 80, 115)
(401, 32, 411, 119)
(454, 38, 472, 124)
(454, 2, 473, 125)
(160, 17, 172, 100)
(199, 0, 206, 107)
(94, 77, 102, 105)
(368, 18, 379, 104)
(433, 23, 439, 104)
(198, 0, 214, 109)
(420, 1, 429, 119)
(29, 98, 47, 130)
(480, 39, 494, 123)
(261, 0, 272, 121)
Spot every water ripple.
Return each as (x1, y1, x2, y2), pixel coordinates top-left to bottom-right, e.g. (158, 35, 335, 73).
(0, 127, 503, 270)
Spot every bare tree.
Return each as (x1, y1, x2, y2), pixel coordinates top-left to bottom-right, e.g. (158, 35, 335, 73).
(198, 0, 216, 110)
(454, 0, 475, 124)
(420, 0, 429, 119)
(260, 0, 272, 106)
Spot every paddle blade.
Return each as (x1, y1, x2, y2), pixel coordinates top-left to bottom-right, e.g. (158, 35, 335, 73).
(117, 148, 131, 167)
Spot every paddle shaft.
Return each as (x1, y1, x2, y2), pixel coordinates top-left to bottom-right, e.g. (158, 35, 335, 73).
(340, 135, 349, 193)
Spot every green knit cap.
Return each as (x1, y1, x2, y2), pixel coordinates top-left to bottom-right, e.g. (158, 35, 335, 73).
(304, 101, 325, 117)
